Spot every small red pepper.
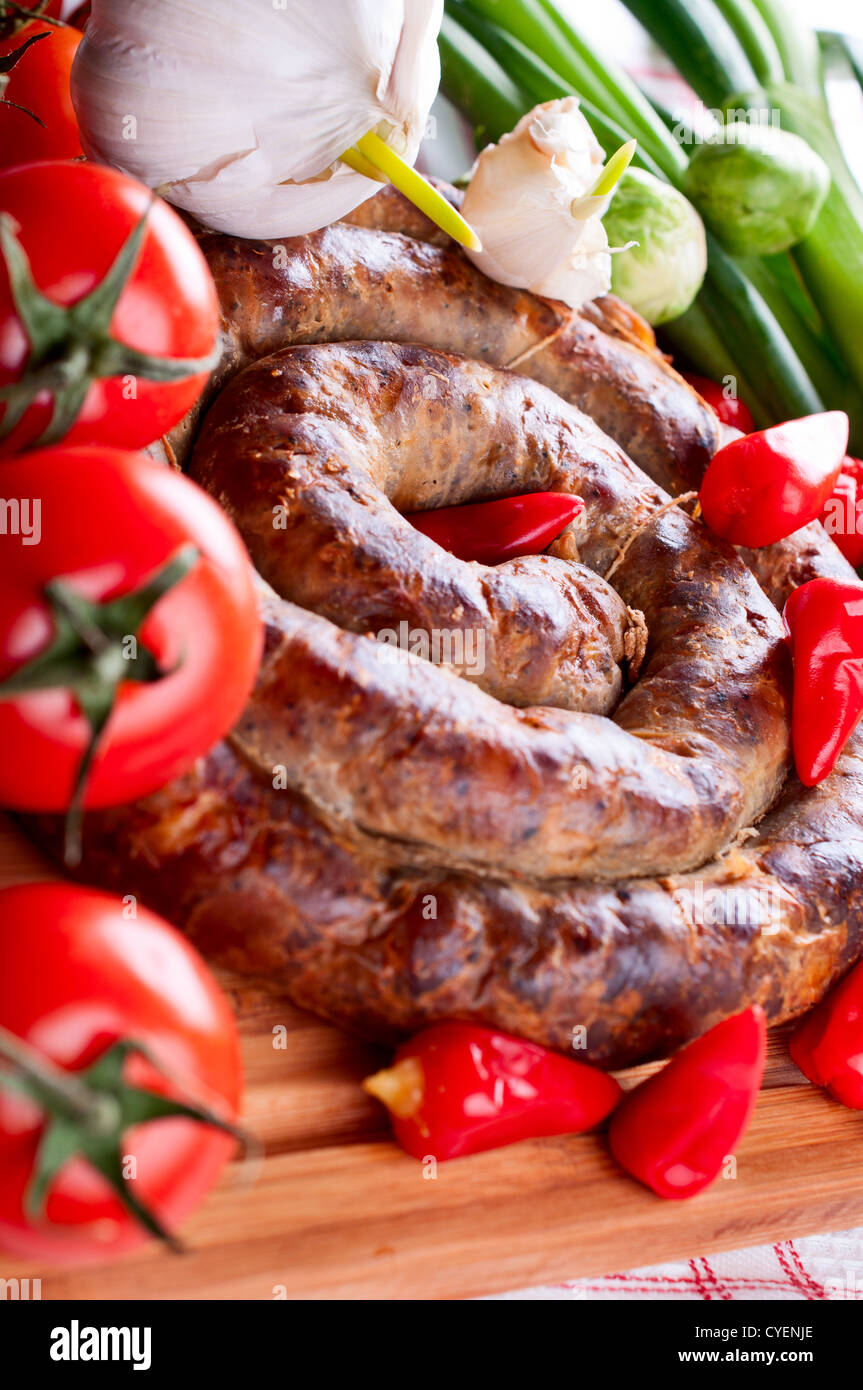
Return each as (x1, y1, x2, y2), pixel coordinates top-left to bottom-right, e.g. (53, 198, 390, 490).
(682, 372, 755, 434)
(608, 1007, 767, 1200)
(405, 492, 584, 566)
(820, 456, 863, 569)
(362, 1022, 621, 1161)
(783, 578, 863, 785)
(790, 961, 863, 1109)
(698, 412, 849, 547)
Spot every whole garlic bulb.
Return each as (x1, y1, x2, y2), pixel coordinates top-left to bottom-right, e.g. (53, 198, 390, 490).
(72, 0, 443, 239)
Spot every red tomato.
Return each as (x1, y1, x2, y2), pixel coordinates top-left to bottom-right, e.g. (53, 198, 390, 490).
(820, 456, 863, 569)
(682, 372, 755, 434)
(0, 21, 83, 166)
(0, 446, 262, 812)
(0, 160, 219, 453)
(0, 882, 242, 1263)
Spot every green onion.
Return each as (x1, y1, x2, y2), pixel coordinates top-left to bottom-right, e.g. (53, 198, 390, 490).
(737, 254, 862, 425)
(447, 0, 686, 180)
(443, 4, 669, 178)
(619, 0, 863, 420)
(620, 0, 760, 111)
(818, 30, 863, 100)
(533, 0, 687, 177)
(832, 32, 863, 95)
(710, 0, 785, 86)
(662, 302, 765, 422)
(751, 73, 863, 402)
(438, 12, 528, 146)
(749, 0, 822, 93)
(700, 233, 825, 422)
(791, 185, 863, 405)
(440, 0, 863, 446)
(447, 1, 571, 105)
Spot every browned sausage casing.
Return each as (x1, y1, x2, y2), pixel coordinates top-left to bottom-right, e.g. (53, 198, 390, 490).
(27, 192, 863, 1066)
(190, 341, 790, 881)
(173, 216, 720, 494)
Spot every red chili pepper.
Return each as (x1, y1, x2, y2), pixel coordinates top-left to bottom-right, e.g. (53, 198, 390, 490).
(362, 1022, 621, 1161)
(698, 412, 849, 547)
(783, 578, 863, 785)
(405, 492, 583, 566)
(820, 456, 863, 569)
(608, 1007, 767, 1200)
(790, 961, 863, 1109)
(682, 372, 755, 434)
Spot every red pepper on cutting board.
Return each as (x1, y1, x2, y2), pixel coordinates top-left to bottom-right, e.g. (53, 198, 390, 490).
(608, 1007, 767, 1200)
(405, 492, 583, 566)
(363, 1022, 621, 1160)
(790, 960, 863, 1109)
(698, 412, 848, 547)
(783, 578, 863, 786)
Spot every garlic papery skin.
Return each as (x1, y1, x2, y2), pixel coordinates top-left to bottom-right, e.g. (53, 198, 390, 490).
(71, 0, 443, 239)
(460, 98, 621, 308)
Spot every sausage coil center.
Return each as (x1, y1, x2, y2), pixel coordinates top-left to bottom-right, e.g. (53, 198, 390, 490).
(32, 186, 863, 1066)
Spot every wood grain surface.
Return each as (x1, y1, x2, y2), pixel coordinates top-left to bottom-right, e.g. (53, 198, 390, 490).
(1, 816, 862, 1301)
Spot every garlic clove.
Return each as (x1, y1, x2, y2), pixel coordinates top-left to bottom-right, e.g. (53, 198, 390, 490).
(460, 97, 629, 310)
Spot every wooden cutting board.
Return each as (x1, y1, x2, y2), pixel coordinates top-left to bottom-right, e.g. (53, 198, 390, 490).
(2, 817, 863, 1302)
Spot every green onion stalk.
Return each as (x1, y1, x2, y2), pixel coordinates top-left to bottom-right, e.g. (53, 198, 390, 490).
(440, 0, 863, 444)
(711, 0, 785, 85)
(437, 13, 528, 148)
(442, 6, 668, 178)
(619, 0, 863, 425)
(445, 0, 687, 179)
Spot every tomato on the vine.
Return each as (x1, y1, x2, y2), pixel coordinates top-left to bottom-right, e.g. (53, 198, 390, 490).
(0, 882, 243, 1263)
(0, 160, 219, 453)
(0, 0, 62, 41)
(0, 446, 262, 837)
(0, 20, 83, 167)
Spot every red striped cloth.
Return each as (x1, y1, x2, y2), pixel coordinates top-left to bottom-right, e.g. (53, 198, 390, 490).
(488, 1230, 863, 1300)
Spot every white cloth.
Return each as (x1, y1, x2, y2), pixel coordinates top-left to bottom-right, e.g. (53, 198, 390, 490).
(488, 1229, 863, 1300)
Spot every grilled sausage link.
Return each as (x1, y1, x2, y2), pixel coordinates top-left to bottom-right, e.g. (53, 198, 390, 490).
(26, 193, 862, 1067)
(171, 217, 720, 494)
(188, 340, 790, 881)
(34, 713, 862, 1067)
(190, 341, 643, 714)
(342, 181, 662, 354)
